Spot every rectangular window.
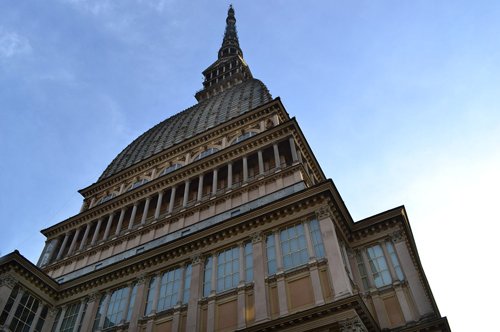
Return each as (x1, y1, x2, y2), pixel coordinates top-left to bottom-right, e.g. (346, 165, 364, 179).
(266, 234, 277, 275)
(183, 264, 192, 304)
(104, 287, 129, 328)
(144, 276, 157, 316)
(308, 219, 325, 258)
(355, 251, 370, 291)
(60, 302, 81, 332)
(10, 291, 41, 332)
(244, 242, 253, 282)
(157, 268, 182, 312)
(386, 242, 404, 281)
(34, 305, 48, 332)
(280, 223, 308, 270)
(367, 244, 392, 288)
(203, 256, 213, 297)
(216, 247, 240, 292)
(0, 286, 19, 325)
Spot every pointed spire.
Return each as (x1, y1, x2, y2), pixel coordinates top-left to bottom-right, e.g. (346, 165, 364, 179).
(195, 5, 253, 102)
(219, 4, 243, 59)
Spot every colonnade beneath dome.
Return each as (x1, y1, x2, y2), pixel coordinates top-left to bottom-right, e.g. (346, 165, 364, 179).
(40, 136, 310, 268)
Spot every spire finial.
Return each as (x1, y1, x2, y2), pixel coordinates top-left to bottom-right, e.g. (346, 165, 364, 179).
(219, 4, 242, 59)
(195, 5, 253, 102)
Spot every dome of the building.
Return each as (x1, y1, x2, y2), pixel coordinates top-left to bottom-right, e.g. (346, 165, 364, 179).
(99, 78, 272, 180)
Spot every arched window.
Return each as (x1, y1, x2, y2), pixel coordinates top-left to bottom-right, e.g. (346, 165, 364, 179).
(231, 132, 256, 145)
(193, 148, 219, 162)
(128, 179, 149, 191)
(160, 163, 183, 176)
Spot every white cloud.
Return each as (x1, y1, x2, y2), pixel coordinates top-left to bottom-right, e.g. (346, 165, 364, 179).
(0, 27, 32, 58)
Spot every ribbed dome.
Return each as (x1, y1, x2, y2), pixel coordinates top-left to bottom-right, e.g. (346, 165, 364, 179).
(99, 79, 272, 180)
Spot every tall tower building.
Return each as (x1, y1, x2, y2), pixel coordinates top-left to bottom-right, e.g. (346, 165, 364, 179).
(0, 6, 449, 332)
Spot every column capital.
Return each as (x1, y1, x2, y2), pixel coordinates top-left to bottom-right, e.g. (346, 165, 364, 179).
(251, 232, 263, 244)
(391, 230, 405, 243)
(0, 274, 17, 288)
(87, 292, 99, 302)
(191, 254, 202, 265)
(136, 274, 147, 285)
(316, 205, 332, 220)
(48, 306, 59, 318)
(340, 317, 368, 332)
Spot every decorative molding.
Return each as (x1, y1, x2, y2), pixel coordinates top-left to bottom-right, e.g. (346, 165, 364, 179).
(315, 205, 332, 220)
(191, 254, 202, 265)
(87, 292, 98, 302)
(251, 232, 262, 244)
(391, 230, 405, 243)
(340, 317, 368, 332)
(0, 274, 17, 288)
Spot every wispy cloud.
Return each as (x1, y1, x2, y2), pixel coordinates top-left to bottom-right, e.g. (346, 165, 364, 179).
(0, 27, 32, 58)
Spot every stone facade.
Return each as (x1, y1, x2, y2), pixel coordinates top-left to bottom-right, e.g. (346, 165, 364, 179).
(0, 6, 449, 332)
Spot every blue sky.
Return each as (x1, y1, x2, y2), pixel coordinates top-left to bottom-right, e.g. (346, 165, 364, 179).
(1, 1, 499, 330)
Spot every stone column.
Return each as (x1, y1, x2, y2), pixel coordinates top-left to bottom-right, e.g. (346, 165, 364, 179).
(72, 298, 87, 332)
(129, 276, 147, 331)
(103, 213, 114, 240)
(392, 231, 433, 316)
(154, 191, 164, 219)
(68, 228, 80, 255)
(168, 186, 177, 213)
(289, 136, 298, 163)
(151, 273, 162, 314)
(212, 168, 218, 195)
(274, 232, 283, 271)
(43, 238, 60, 266)
(276, 274, 288, 316)
(252, 233, 269, 323)
(56, 233, 70, 260)
(316, 206, 353, 300)
(79, 224, 91, 250)
(361, 250, 375, 289)
(0, 275, 16, 313)
(186, 255, 202, 332)
(128, 203, 138, 230)
(121, 284, 133, 324)
(273, 143, 280, 169)
(197, 174, 204, 201)
(227, 162, 233, 189)
(115, 208, 126, 236)
(257, 150, 264, 175)
(40, 307, 57, 332)
(303, 221, 316, 259)
(91, 218, 104, 245)
(309, 264, 325, 306)
(381, 241, 397, 282)
(242, 156, 248, 182)
(182, 180, 190, 207)
(141, 197, 151, 225)
(237, 285, 246, 329)
(79, 293, 98, 332)
(394, 284, 416, 322)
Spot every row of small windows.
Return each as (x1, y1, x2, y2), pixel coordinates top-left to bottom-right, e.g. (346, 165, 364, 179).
(94, 132, 258, 206)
